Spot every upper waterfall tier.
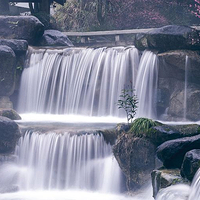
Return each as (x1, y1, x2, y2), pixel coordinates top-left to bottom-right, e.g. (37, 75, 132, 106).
(18, 47, 158, 119)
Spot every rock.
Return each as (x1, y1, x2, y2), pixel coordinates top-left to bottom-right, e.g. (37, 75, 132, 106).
(151, 169, 187, 198)
(0, 96, 13, 109)
(0, 109, 21, 120)
(0, 116, 20, 153)
(181, 149, 200, 181)
(135, 25, 200, 51)
(0, 39, 28, 55)
(113, 133, 156, 190)
(97, 129, 117, 145)
(0, 45, 16, 96)
(39, 30, 73, 46)
(129, 118, 200, 146)
(158, 50, 200, 84)
(157, 134, 200, 169)
(116, 123, 130, 133)
(0, 16, 44, 45)
(157, 50, 200, 121)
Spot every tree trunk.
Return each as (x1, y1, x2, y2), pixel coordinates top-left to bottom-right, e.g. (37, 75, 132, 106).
(40, 0, 50, 14)
(0, 0, 9, 14)
(97, 0, 104, 25)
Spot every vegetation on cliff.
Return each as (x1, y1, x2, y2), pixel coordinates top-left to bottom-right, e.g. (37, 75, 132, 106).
(53, 0, 200, 31)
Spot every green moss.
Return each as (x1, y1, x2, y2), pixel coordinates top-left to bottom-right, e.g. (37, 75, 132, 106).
(129, 118, 161, 137)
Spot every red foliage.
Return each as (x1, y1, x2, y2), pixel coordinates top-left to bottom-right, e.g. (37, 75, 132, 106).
(106, 0, 200, 29)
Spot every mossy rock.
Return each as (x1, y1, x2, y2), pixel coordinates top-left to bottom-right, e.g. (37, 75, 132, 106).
(129, 118, 161, 135)
(128, 118, 200, 146)
(0, 109, 21, 120)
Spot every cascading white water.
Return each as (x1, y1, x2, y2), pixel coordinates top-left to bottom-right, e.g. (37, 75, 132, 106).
(0, 130, 154, 200)
(11, 131, 121, 192)
(156, 168, 200, 200)
(17, 47, 158, 119)
(135, 51, 158, 119)
(184, 55, 189, 121)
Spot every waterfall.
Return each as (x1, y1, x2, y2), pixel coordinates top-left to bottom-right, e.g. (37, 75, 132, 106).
(135, 51, 158, 119)
(17, 47, 158, 119)
(184, 56, 189, 121)
(1, 131, 122, 193)
(156, 168, 200, 200)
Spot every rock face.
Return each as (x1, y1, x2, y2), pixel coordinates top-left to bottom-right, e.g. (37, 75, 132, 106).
(38, 30, 73, 46)
(0, 45, 16, 96)
(157, 134, 200, 169)
(0, 39, 28, 55)
(113, 133, 156, 190)
(181, 149, 200, 181)
(0, 109, 21, 120)
(151, 169, 186, 198)
(0, 16, 44, 45)
(135, 25, 200, 51)
(157, 50, 200, 121)
(0, 116, 20, 153)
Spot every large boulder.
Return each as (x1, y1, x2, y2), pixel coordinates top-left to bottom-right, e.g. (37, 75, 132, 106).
(0, 45, 16, 96)
(181, 149, 200, 181)
(135, 25, 200, 51)
(113, 133, 156, 190)
(38, 30, 73, 46)
(0, 116, 20, 153)
(0, 39, 28, 55)
(0, 16, 44, 45)
(157, 134, 200, 169)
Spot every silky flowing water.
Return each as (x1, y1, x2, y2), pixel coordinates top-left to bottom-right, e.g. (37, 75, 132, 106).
(0, 129, 154, 200)
(156, 168, 200, 200)
(18, 47, 158, 119)
(0, 46, 172, 200)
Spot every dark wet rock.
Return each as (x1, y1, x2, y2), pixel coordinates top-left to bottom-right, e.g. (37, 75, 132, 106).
(0, 109, 21, 120)
(39, 30, 73, 46)
(181, 149, 200, 181)
(0, 45, 16, 96)
(157, 134, 200, 169)
(151, 169, 188, 198)
(97, 129, 117, 145)
(0, 39, 28, 55)
(135, 25, 200, 51)
(0, 116, 20, 153)
(113, 133, 156, 190)
(0, 16, 44, 45)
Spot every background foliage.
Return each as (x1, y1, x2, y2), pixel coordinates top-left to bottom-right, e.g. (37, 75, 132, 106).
(53, 0, 200, 31)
